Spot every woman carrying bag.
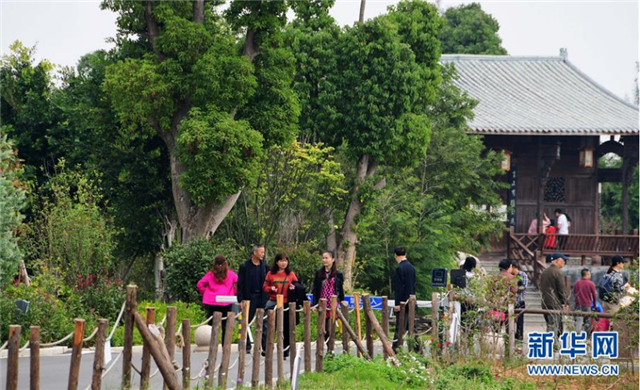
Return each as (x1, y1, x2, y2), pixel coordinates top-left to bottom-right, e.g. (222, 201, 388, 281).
(262, 252, 298, 358)
(312, 251, 345, 338)
(197, 254, 238, 343)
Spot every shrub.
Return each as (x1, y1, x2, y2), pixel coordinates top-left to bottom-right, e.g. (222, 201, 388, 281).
(109, 300, 207, 347)
(26, 164, 117, 287)
(164, 238, 245, 303)
(75, 273, 125, 321)
(0, 132, 26, 287)
(0, 274, 95, 345)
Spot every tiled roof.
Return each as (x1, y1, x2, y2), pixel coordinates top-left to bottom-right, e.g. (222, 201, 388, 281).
(440, 54, 639, 135)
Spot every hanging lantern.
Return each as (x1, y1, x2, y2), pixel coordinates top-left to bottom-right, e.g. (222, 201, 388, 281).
(501, 150, 512, 172)
(580, 147, 594, 168)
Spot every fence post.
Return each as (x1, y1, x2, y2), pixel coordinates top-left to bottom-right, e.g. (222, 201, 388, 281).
(30, 326, 40, 390)
(565, 275, 572, 301)
(276, 295, 284, 386)
(265, 309, 276, 388)
(337, 302, 370, 360)
(397, 301, 406, 350)
(132, 312, 182, 390)
(237, 302, 250, 389)
(206, 312, 223, 388)
(364, 296, 374, 358)
(165, 306, 177, 365)
(382, 297, 389, 360)
(123, 285, 137, 389)
(508, 304, 515, 359)
(353, 293, 362, 358)
(141, 307, 156, 389)
(68, 318, 85, 390)
(316, 298, 327, 372)
(288, 302, 297, 378)
(181, 319, 191, 390)
(341, 303, 350, 355)
(408, 295, 416, 338)
(91, 319, 108, 390)
(251, 309, 265, 389)
(328, 295, 337, 353)
(363, 295, 398, 366)
(218, 311, 236, 389)
(303, 301, 311, 372)
(431, 292, 438, 345)
(6, 325, 20, 390)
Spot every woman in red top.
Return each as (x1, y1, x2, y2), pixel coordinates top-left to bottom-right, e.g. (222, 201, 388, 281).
(261, 253, 298, 358)
(544, 219, 557, 249)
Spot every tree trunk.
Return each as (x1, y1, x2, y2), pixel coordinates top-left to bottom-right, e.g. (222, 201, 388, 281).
(325, 208, 337, 254)
(336, 155, 378, 290)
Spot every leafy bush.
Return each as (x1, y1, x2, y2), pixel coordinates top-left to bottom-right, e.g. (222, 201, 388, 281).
(109, 300, 207, 347)
(26, 163, 117, 286)
(164, 238, 245, 303)
(0, 274, 95, 345)
(0, 132, 26, 287)
(75, 273, 125, 321)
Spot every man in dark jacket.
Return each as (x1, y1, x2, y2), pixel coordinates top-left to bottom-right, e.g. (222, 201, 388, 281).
(392, 246, 416, 352)
(237, 243, 269, 353)
(540, 252, 568, 341)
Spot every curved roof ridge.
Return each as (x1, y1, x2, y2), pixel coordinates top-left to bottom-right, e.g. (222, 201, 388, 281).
(562, 58, 638, 111)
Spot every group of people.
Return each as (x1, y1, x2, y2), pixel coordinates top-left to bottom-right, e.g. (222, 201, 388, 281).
(196, 244, 417, 356)
(540, 253, 630, 340)
(459, 251, 632, 348)
(527, 208, 571, 249)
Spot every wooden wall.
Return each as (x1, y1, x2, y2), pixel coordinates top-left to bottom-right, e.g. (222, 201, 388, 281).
(484, 135, 599, 235)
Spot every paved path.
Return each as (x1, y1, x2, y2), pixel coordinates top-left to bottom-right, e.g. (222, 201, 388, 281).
(0, 342, 384, 390)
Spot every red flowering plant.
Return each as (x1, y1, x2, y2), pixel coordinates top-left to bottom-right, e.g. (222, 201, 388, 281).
(74, 271, 124, 322)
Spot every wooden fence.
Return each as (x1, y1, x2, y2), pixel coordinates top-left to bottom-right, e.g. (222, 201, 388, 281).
(4, 285, 637, 390)
(2, 286, 420, 390)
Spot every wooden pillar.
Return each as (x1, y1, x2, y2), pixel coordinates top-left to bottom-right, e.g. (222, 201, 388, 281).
(30, 326, 40, 390)
(141, 307, 156, 389)
(68, 319, 85, 390)
(123, 285, 137, 389)
(302, 302, 311, 373)
(206, 312, 222, 388)
(181, 320, 191, 390)
(288, 302, 297, 378)
(218, 312, 236, 389)
(251, 309, 265, 389)
(6, 325, 21, 390)
(622, 156, 631, 234)
(91, 320, 108, 390)
(381, 297, 389, 360)
(316, 299, 326, 372)
(237, 302, 250, 389)
(353, 293, 362, 358)
(265, 310, 276, 388)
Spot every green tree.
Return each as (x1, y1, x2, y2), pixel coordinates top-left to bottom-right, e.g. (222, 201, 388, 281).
(600, 155, 639, 234)
(331, 2, 443, 289)
(220, 141, 346, 250)
(101, 0, 299, 243)
(440, 3, 508, 55)
(356, 64, 505, 296)
(0, 131, 26, 286)
(0, 41, 60, 184)
(27, 163, 117, 287)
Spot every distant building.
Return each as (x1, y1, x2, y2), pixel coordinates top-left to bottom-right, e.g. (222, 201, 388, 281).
(441, 51, 638, 276)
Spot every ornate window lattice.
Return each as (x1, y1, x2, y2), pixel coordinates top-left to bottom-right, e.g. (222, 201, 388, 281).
(544, 177, 565, 203)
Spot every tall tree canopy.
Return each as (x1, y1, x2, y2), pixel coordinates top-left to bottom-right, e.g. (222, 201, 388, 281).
(289, 0, 444, 288)
(101, 0, 299, 243)
(440, 3, 508, 55)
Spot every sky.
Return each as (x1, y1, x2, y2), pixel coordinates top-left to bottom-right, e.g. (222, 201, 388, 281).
(1, 0, 638, 101)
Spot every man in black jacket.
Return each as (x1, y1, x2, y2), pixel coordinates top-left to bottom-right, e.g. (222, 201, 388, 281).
(392, 246, 416, 352)
(237, 243, 269, 353)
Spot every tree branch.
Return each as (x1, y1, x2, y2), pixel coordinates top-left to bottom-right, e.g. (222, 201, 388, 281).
(193, 0, 205, 24)
(144, 1, 165, 60)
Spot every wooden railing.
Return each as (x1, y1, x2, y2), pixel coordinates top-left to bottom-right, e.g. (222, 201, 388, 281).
(507, 230, 639, 288)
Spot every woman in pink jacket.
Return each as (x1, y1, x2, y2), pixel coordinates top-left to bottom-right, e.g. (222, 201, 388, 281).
(197, 254, 238, 342)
